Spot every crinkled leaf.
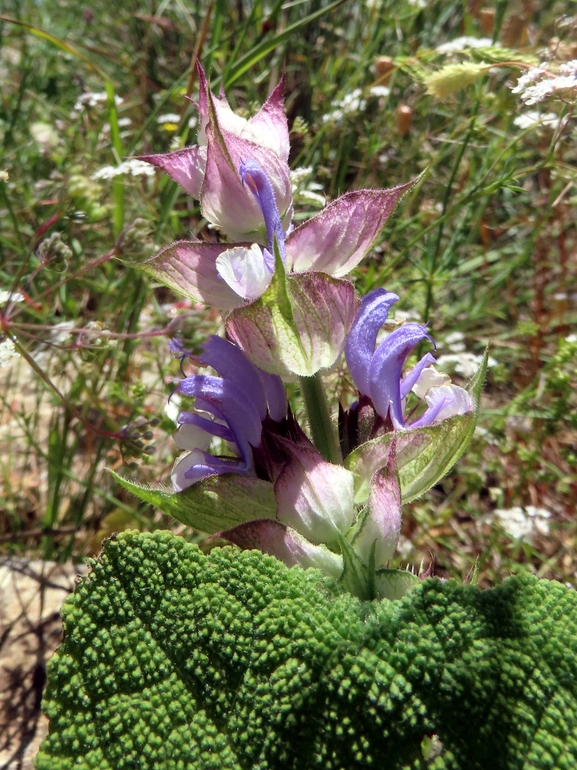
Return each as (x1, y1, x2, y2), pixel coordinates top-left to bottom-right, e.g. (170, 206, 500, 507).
(111, 470, 276, 532)
(226, 270, 357, 377)
(137, 239, 245, 311)
(346, 350, 488, 503)
(38, 530, 577, 770)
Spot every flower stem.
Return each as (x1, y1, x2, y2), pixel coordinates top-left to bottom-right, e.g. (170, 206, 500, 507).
(299, 373, 341, 465)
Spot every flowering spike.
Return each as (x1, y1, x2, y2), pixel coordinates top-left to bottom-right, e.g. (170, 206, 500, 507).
(345, 289, 399, 396)
(239, 158, 286, 262)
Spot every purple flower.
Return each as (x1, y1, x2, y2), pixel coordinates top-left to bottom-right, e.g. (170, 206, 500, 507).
(171, 335, 286, 491)
(345, 289, 474, 431)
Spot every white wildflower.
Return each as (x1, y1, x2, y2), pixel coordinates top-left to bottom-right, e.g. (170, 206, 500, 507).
(290, 167, 313, 189)
(474, 425, 499, 445)
(436, 37, 495, 54)
(389, 308, 421, 325)
(298, 190, 326, 207)
(396, 534, 413, 558)
(290, 167, 325, 208)
(74, 92, 123, 111)
(0, 290, 24, 304)
(0, 338, 19, 367)
(513, 111, 560, 130)
(511, 61, 577, 105)
(92, 159, 156, 181)
(157, 113, 181, 124)
(188, 115, 198, 130)
(322, 89, 366, 125)
(369, 85, 391, 97)
(51, 321, 75, 344)
(443, 330, 466, 352)
(511, 64, 547, 94)
(491, 505, 551, 544)
(436, 351, 496, 378)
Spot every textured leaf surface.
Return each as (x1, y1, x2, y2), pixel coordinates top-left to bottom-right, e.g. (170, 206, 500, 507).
(38, 531, 577, 770)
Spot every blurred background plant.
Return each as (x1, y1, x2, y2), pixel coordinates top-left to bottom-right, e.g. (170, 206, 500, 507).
(0, 0, 575, 587)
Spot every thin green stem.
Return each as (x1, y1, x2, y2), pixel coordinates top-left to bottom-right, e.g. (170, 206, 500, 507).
(299, 373, 341, 465)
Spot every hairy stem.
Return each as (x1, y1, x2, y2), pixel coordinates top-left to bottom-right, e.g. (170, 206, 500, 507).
(299, 373, 341, 465)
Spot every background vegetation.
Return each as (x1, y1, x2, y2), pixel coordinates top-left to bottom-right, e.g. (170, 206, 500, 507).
(1, 0, 575, 586)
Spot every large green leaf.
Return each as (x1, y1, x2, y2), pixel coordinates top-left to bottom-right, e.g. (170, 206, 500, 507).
(111, 471, 276, 532)
(38, 531, 577, 770)
(346, 350, 488, 503)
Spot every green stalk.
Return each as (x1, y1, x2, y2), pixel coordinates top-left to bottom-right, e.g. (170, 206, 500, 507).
(299, 373, 341, 466)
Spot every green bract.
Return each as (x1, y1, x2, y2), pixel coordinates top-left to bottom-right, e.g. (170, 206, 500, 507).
(38, 531, 577, 770)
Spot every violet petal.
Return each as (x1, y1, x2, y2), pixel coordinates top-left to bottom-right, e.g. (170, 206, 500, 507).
(239, 158, 286, 262)
(345, 289, 399, 397)
(368, 324, 433, 428)
(198, 335, 268, 421)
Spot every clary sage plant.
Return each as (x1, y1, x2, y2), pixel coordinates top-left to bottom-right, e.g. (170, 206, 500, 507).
(115, 65, 484, 601)
(38, 66, 577, 770)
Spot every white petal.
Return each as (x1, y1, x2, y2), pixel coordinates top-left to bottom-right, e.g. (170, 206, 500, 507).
(424, 384, 474, 422)
(174, 423, 213, 451)
(215, 244, 272, 301)
(412, 365, 451, 398)
(171, 450, 206, 492)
